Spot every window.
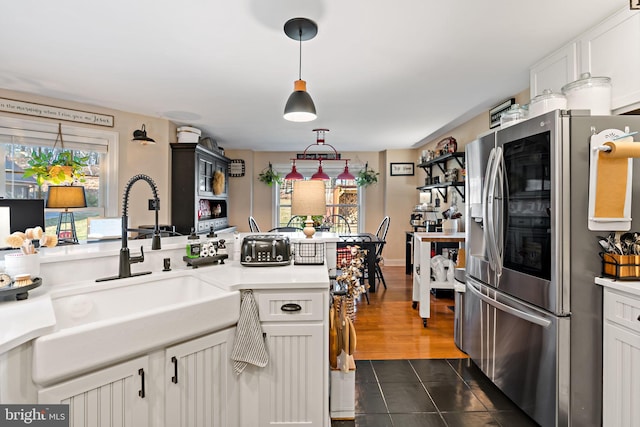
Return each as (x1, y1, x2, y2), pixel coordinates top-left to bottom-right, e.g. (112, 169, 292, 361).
(0, 116, 119, 240)
(277, 178, 360, 232)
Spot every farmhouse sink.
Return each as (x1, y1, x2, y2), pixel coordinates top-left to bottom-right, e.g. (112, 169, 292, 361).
(32, 271, 240, 386)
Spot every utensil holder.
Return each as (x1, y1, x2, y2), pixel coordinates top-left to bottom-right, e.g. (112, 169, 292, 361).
(3, 252, 40, 279)
(600, 253, 640, 279)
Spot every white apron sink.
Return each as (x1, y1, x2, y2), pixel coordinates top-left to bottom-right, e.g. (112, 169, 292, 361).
(32, 271, 240, 386)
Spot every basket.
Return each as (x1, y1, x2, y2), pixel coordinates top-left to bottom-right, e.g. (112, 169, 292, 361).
(294, 241, 325, 265)
(600, 253, 640, 280)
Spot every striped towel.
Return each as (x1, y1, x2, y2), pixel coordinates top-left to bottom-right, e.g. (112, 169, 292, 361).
(231, 290, 269, 375)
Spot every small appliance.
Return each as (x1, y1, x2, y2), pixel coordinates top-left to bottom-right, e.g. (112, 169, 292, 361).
(240, 234, 291, 266)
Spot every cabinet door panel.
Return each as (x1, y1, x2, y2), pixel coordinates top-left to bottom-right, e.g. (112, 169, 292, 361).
(603, 322, 640, 427)
(38, 356, 149, 427)
(580, 9, 640, 112)
(165, 327, 238, 427)
(529, 43, 578, 97)
(259, 323, 324, 427)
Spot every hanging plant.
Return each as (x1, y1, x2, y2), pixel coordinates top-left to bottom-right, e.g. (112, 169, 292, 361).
(355, 163, 379, 187)
(22, 123, 89, 187)
(258, 163, 283, 186)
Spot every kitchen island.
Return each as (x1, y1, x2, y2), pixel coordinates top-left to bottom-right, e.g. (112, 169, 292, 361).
(0, 235, 331, 426)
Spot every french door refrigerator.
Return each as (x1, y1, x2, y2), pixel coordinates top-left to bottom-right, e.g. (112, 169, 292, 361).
(463, 110, 640, 427)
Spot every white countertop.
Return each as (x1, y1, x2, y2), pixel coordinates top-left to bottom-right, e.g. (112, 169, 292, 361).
(0, 240, 329, 355)
(595, 276, 640, 298)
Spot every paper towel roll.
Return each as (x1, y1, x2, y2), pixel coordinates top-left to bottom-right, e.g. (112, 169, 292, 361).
(595, 139, 638, 219)
(603, 140, 640, 158)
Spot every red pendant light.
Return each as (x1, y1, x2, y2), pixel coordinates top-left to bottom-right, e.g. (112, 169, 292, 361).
(285, 161, 304, 180)
(336, 160, 355, 180)
(311, 160, 330, 180)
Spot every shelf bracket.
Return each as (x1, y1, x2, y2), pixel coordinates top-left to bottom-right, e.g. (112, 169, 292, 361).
(452, 185, 465, 202)
(435, 187, 448, 202)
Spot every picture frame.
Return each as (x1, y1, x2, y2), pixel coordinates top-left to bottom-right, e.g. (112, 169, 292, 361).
(390, 162, 415, 176)
(632, 0, 640, 10)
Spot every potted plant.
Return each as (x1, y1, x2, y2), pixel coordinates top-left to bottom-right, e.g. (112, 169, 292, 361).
(355, 163, 379, 187)
(23, 150, 89, 186)
(258, 163, 283, 186)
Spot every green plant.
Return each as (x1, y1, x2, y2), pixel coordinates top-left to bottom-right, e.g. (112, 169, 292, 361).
(355, 164, 379, 187)
(23, 150, 89, 186)
(258, 163, 283, 186)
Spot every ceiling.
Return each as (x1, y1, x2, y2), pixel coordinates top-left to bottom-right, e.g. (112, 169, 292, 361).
(0, 0, 627, 152)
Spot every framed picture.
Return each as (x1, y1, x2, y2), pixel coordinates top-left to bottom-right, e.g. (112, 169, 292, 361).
(390, 162, 415, 176)
(632, 0, 640, 10)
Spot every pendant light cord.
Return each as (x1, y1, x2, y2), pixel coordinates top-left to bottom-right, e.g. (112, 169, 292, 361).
(298, 29, 303, 80)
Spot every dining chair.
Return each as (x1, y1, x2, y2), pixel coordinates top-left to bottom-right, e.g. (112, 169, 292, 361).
(374, 216, 390, 289)
(248, 216, 261, 232)
(324, 214, 351, 234)
(286, 215, 306, 229)
(268, 226, 302, 232)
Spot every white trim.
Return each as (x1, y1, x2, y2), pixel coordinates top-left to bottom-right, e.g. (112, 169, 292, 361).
(0, 115, 119, 217)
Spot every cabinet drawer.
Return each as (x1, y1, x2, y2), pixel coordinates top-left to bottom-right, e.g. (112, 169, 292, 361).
(257, 291, 324, 322)
(604, 289, 640, 333)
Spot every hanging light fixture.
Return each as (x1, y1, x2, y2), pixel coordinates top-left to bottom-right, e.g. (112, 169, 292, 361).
(285, 160, 304, 180)
(283, 17, 318, 122)
(311, 160, 330, 180)
(284, 129, 357, 181)
(337, 160, 356, 180)
(132, 124, 156, 145)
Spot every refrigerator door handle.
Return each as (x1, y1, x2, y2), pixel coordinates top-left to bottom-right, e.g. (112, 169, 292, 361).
(483, 148, 497, 270)
(493, 147, 504, 277)
(467, 280, 552, 328)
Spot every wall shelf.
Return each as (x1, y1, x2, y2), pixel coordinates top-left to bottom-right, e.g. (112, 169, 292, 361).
(417, 152, 465, 203)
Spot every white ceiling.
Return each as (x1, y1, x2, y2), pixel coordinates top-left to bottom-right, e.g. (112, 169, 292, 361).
(0, 0, 627, 152)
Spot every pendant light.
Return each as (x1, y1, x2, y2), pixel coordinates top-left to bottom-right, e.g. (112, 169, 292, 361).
(337, 160, 355, 180)
(285, 160, 304, 180)
(311, 160, 330, 180)
(283, 18, 318, 122)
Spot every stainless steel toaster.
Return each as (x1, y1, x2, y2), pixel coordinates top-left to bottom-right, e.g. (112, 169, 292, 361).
(240, 234, 291, 266)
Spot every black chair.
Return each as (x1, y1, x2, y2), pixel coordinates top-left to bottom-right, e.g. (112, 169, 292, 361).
(248, 216, 260, 232)
(323, 214, 351, 234)
(374, 216, 390, 289)
(286, 215, 306, 229)
(268, 226, 302, 232)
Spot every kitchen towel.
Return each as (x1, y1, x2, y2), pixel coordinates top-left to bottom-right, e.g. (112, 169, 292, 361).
(231, 290, 268, 375)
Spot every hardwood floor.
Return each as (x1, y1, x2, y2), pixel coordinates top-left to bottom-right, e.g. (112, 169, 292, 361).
(350, 266, 468, 360)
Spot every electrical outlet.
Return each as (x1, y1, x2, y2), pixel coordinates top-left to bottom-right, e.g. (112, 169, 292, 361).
(148, 199, 160, 210)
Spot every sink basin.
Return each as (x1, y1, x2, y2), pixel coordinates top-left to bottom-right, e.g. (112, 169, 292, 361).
(32, 271, 240, 386)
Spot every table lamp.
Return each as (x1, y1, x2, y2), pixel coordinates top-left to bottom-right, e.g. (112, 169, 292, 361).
(46, 185, 87, 244)
(291, 180, 326, 238)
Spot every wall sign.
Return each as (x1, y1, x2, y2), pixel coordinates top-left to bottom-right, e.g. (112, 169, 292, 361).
(228, 159, 245, 177)
(631, 0, 639, 10)
(489, 97, 515, 129)
(390, 162, 415, 176)
(0, 97, 114, 127)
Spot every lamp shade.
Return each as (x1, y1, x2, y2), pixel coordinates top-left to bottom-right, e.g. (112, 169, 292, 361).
(46, 186, 87, 209)
(284, 80, 317, 122)
(311, 164, 330, 180)
(291, 180, 326, 216)
(285, 164, 304, 180)
(337, 162, 355, 180)
(132, 124, 156, 145)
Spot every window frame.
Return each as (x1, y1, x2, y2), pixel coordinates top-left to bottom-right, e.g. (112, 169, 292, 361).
(0, 115, 119, 217)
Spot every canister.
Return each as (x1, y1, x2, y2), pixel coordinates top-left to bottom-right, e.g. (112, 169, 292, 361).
(561, 72, 611, 115)
(529, 89, 567, 118)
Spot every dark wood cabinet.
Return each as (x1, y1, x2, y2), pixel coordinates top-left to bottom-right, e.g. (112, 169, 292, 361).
(170, 143, 230, 235)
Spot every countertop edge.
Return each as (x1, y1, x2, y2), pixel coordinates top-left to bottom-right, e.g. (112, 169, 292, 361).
(595, 276, 640, 297)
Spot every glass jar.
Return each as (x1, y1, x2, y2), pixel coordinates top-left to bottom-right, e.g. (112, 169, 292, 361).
(529, 89, 567, 118)
(500, 104, 528, 128)
(561, 72, 611, 115)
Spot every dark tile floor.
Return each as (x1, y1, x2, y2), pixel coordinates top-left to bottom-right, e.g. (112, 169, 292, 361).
(331, 359, 540, 427)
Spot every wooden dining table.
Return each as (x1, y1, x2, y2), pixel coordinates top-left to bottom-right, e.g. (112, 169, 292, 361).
(337, 233, 384, 292)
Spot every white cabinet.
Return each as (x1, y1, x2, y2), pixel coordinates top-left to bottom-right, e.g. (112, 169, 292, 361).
(530, 7, 640, 113)
(579, 8, 640, 113)
(165, 327, 238, 427)
(38, 356, 150, 427)
(602, 287, 640, 427)
(239, 289, 328, 427)
(529, 42, 578, 97)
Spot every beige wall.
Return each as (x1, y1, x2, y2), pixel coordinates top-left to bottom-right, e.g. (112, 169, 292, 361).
(0, 88, 175, 228)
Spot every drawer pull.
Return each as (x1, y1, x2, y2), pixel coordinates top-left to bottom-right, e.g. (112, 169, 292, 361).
(138, 368, 146, 398)
(281, 303, 302, 312)
(637, 314, 640, 322)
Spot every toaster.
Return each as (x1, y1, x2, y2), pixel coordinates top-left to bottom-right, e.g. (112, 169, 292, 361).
(240, 234, 291, 266)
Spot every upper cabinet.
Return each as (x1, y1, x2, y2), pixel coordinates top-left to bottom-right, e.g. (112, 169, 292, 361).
(530, 43, 578, 97)
(579, 8, 640, 113)
(530, 7, 640, 113)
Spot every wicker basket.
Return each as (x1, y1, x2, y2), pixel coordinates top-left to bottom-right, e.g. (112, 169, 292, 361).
(601, 253, 640, 279)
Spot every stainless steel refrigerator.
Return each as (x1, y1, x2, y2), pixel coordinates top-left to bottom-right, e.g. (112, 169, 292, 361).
(463, 110, 640, 427)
